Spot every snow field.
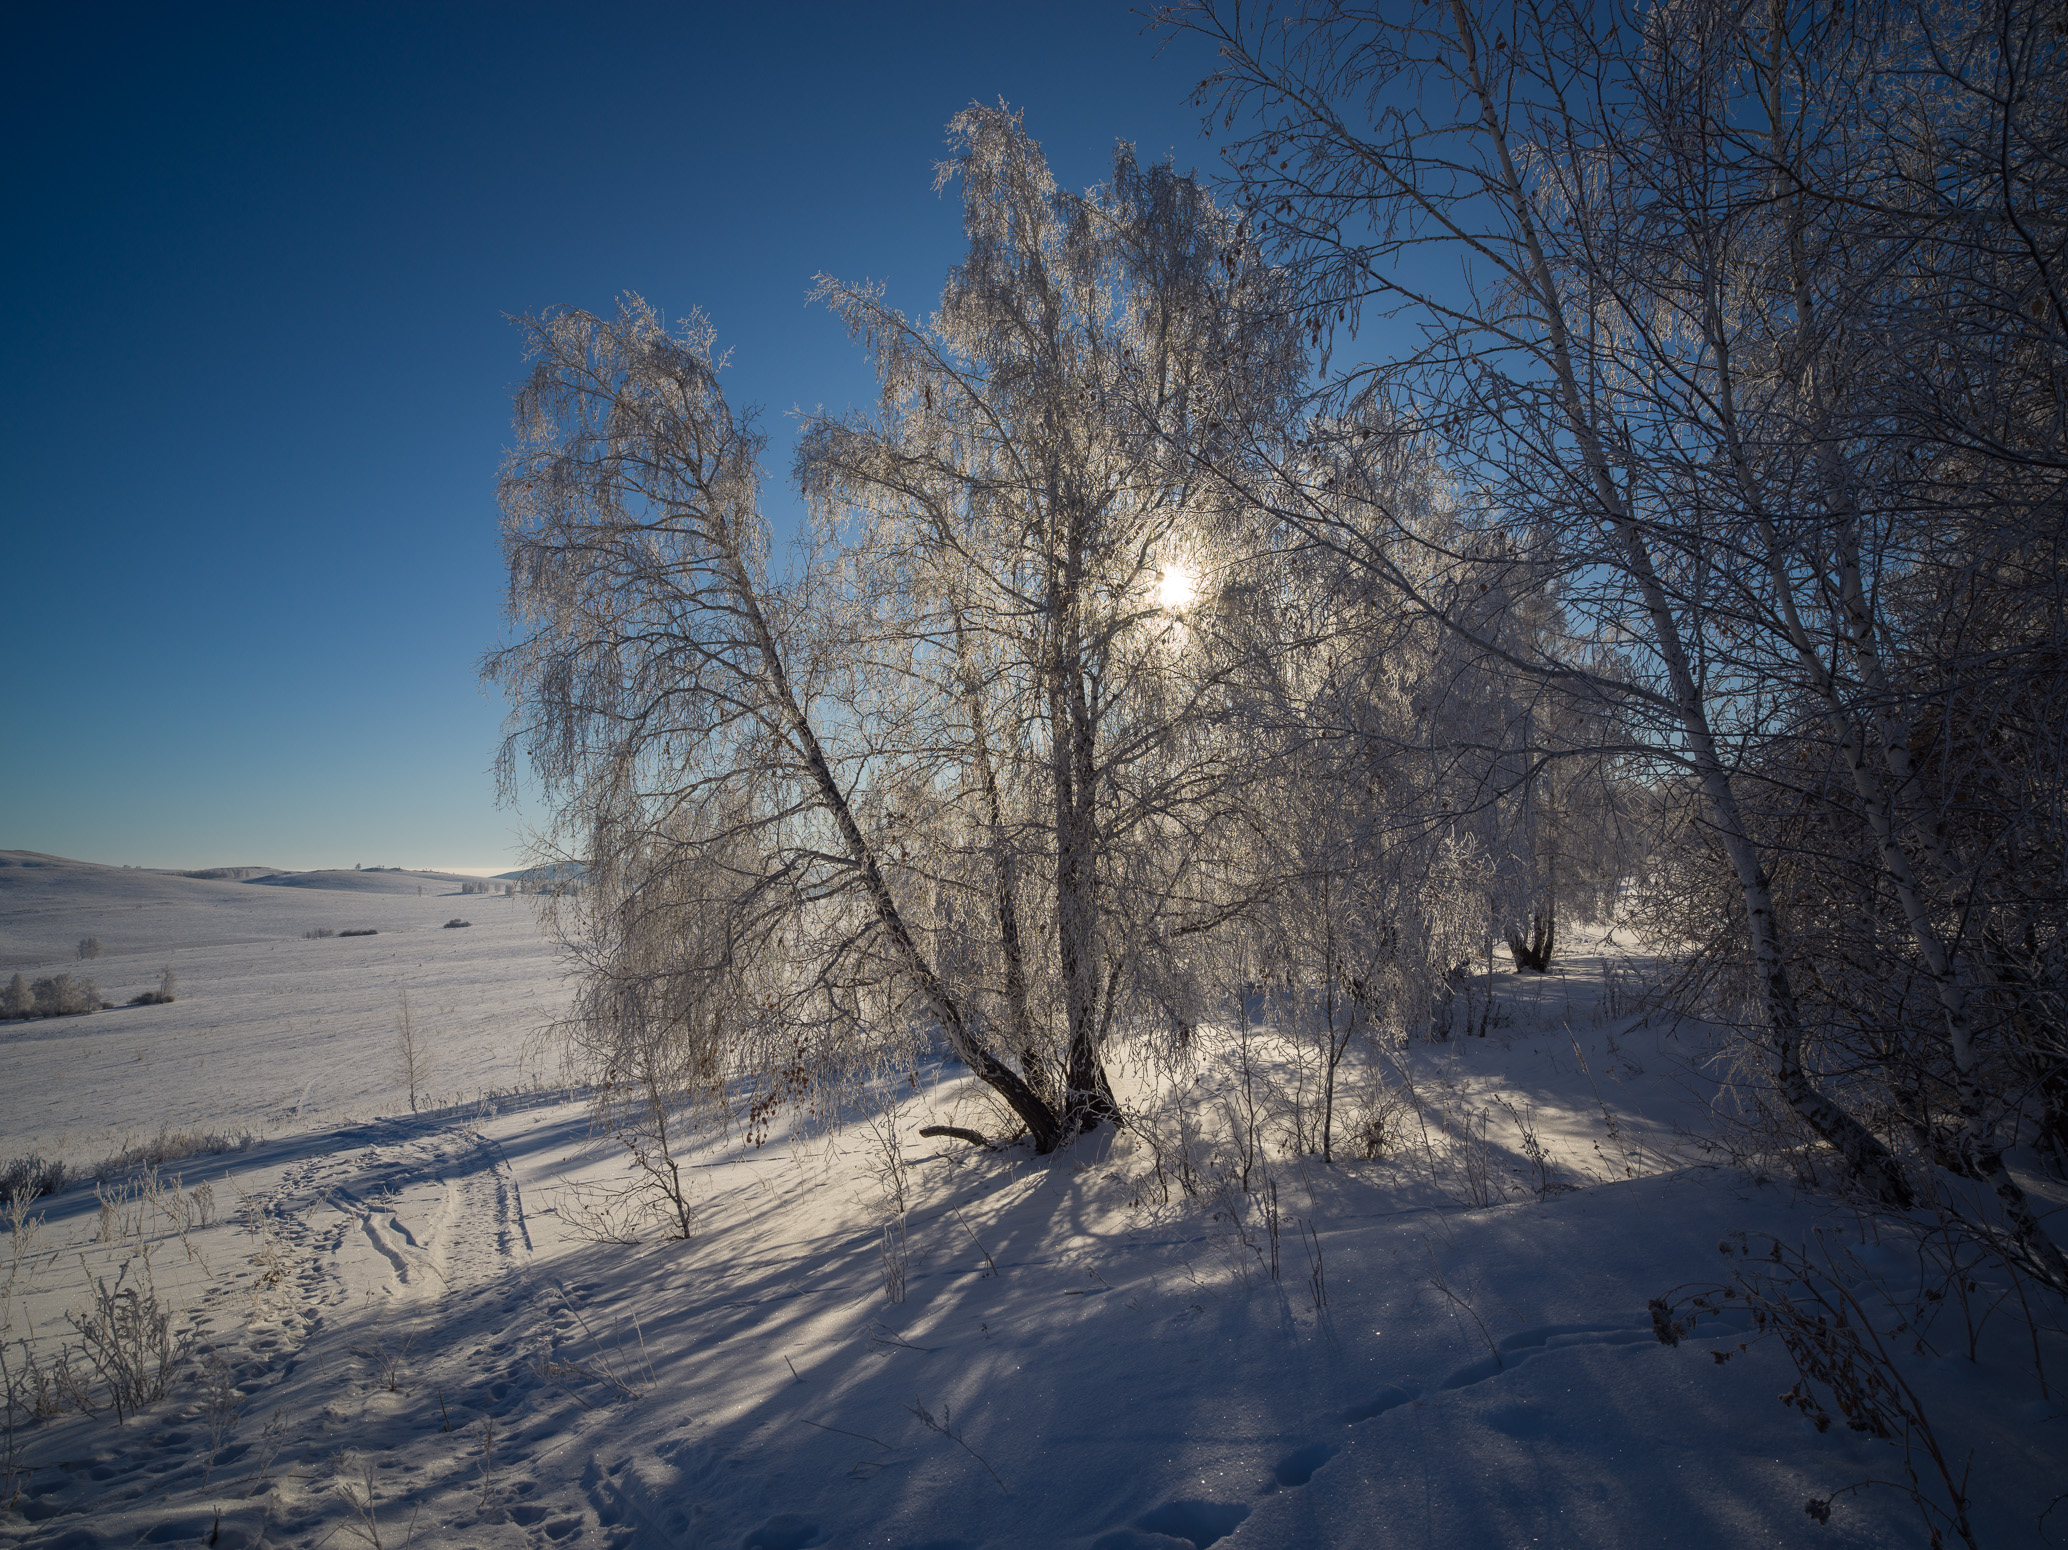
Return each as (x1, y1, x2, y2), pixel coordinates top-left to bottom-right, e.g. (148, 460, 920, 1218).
(0, 854, 567, 1162)
(1, 862, 2063, 1547)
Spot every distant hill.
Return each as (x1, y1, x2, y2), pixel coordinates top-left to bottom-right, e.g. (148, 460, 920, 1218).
(0, 852, 524, 964)
(1, 852, 256, 897)
(0, 852, 93, 870)
(8, 855, 482, 891)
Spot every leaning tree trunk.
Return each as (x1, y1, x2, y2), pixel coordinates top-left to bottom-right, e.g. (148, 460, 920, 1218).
(1446, 13, 1913, 1206)
(725, 527, 1067, 1153)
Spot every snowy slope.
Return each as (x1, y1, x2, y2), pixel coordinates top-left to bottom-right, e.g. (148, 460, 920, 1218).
(0, 853, 564, 1161)
(0, 886, 2061, 1549)
(0, 853, 518, 966)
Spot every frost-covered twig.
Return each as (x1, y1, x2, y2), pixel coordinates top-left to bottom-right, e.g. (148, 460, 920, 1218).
(907, 1396, 1008, 1495)
(952, 1210, 1000, 1278)
(1425, 1244, 1499, 1369)
(1652, 1233, 1979, 1549)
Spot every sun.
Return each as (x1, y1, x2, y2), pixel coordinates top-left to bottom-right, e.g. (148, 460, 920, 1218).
(1158, 564, 1197, 612)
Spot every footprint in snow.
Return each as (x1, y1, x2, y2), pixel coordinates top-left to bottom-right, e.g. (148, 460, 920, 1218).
(742, 1512, 822, 1549)
(1438, 1321, 1657, 1391)
(1268, 1441, 1339, 1488)
(1092, 1498, 1252, 1549)
(1090, 1425, 1344, 1545)
(1083, 1313, 1699, 1549)
(1340, 1382, 1419, 1423)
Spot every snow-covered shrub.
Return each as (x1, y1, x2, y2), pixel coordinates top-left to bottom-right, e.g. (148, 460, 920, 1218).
(127, 967, 178, 1007)
(1, 974, 29, 1020)
(29, 975, 97, 1018)
(76, 937, 103, 961)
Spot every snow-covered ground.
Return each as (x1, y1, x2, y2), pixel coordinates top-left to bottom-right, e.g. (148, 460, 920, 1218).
(1, 856, 2061, 1548)
(0, 854, 560, 1158)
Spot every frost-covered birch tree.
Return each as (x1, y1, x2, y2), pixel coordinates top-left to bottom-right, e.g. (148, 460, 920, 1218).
(490, 106, 1303, 1158)
(1169, 0, 2068, 1283)
(797, 104, 1305, 1137)
(1167, 0, 1916, 1208)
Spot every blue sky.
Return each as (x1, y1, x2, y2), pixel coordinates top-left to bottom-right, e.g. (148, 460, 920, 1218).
(1, 3, 1220, 871)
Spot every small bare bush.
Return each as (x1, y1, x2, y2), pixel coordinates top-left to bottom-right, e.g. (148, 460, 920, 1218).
(881, 1219, 909, 1303)
(303, 927, 336, 939)
(527, 1285, 652, 1406)
(198, 1349, 244, 1486)
(1345, 1072, 1411, 1161)
(67, 1244, 187, 1421)
(395, 990, 429, 1114)
(333, 1450, 417, 1549)
(549, 1178, 646, 1245)
(92, 1126, 253, 1180)
(1653, 1234, 1980, 1549)
(442, 918, 471, 929)
(350, 1331, 415, 1393)
(1, 1349, 29, 1508)
(3, 1191, 47, 1500)
(77, 937, 103, 961)
(0, 1156, 65, 1202)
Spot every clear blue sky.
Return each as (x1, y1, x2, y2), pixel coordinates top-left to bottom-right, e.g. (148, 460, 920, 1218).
(1, 2, 1221, 872)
